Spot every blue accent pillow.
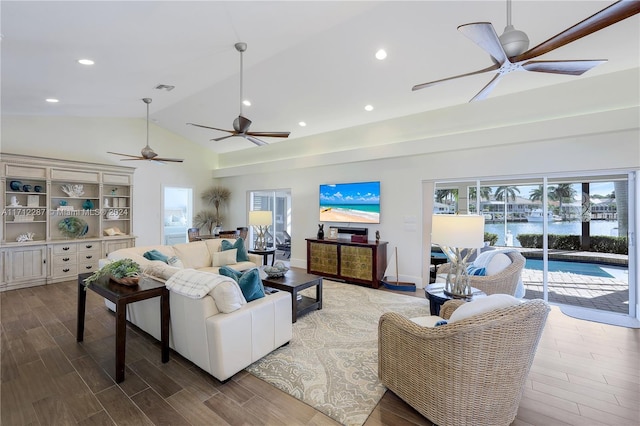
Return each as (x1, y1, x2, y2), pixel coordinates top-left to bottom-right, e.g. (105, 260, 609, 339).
(221, 238, 249, 262)
(219, 266, 265, 302)
(143, 249, 169, 263)
(434, 320, 448, 326)
(466, 265, 486, 276)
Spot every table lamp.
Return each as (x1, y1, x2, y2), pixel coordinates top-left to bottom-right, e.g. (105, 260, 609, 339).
(431, 214, 485, 298)
(249, 210, 272, 250)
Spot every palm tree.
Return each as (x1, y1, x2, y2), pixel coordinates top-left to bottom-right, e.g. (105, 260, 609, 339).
(202, 186, 231, 226)
(469, 186, 492, 201)
(528, 185, 556, 203)
(435, 189, 458, 210)
(494, 186, 520, 204)
(549, 184, 577, 219)
(614, 182, 628, 236)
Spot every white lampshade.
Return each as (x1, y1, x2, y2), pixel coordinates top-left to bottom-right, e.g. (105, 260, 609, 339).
(249, 210, 272, 226)
(431, 214, 485, 248)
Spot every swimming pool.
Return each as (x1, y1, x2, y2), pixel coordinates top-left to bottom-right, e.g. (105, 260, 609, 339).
(524, 259, 616, 278)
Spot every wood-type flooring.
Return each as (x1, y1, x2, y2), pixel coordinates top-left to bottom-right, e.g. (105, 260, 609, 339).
(1, 280, 638, 425)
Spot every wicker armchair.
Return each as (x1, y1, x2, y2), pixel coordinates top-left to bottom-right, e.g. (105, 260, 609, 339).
(378, 298, 550, 426)
(437, 250, 525, 296)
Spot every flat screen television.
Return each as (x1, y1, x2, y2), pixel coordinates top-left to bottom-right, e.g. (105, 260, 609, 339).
(319, 181, 380, 224)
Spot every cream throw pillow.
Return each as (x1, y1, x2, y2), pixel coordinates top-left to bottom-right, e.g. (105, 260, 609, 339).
(211, 248, 237, 267)
(173, 241, 211, 269)
(448, 294, 521, 323)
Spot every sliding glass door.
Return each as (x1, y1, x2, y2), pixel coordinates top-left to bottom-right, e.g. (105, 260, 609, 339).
(433, 171, 635, 319)
(249, 189, 291, 255)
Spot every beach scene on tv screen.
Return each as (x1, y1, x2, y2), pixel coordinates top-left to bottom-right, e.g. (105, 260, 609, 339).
(319, 181, 380, 223)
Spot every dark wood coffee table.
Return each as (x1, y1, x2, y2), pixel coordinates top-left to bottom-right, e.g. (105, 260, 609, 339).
(77, 273, 170, 383)
(424, 283, 486, 316)
(262, 267, 322, 323)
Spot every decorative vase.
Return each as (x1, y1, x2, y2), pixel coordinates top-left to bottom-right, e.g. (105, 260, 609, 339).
(317, 224, 324, 239)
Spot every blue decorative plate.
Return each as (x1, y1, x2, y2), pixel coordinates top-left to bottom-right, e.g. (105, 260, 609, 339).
(10, 180, 22, 191)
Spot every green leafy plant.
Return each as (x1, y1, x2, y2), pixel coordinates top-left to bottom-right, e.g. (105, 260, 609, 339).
(83, 258, 142, 288)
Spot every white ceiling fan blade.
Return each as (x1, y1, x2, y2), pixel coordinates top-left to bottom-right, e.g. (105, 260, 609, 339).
(458, 22, 507, 65)
(153, 157, 184, 163)
(470, 73, 503, 102)
(107, 151, 143, 159)
(412, 64, 499, 91)
(212, 134, 236, 142)
(244, 135, 268, 146)
(522, 59, 607, 76)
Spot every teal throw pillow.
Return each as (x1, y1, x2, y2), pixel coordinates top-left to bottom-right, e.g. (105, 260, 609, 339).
(219, 266, 265, 302)
(221, 238, 249, 262)
(143, 249, 169, 263)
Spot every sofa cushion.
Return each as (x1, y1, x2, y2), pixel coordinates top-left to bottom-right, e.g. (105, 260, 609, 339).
(173, 241, 211, 269)
(143, 249, 169, 263)
(219, 266, 265, 302)
(221, 238, 249, 262)
(212, 249, 237, 267)
(448, 294, 521, 323)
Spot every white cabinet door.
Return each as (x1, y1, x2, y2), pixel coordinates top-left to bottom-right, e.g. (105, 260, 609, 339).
(4, 245, 47, 286)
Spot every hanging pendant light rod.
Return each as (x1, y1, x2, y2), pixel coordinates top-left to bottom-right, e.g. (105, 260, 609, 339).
(235, 42, 247, 117)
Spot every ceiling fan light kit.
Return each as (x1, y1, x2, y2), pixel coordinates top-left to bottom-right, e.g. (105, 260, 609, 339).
(412, 0, 640, 102)
(187, 42, 291, 147)
(108, 98, 184, 163)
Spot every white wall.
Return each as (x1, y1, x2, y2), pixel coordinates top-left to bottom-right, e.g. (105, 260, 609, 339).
(1, 116, 217, 246)
(218, 121, 639, 287)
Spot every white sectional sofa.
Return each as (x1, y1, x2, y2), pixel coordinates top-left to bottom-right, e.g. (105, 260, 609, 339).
(104, 239, 293, 382)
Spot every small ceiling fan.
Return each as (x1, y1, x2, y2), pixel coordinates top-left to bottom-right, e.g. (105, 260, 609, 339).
(412, 0, 640, 102)
(109, 98, 183, 163)
(187, 42, 290, 146)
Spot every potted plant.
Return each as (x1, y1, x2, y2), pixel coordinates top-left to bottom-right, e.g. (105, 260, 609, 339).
(202, 186, 231, 232)
(83, 258, 142, 287)
(193, 210, 217, 235)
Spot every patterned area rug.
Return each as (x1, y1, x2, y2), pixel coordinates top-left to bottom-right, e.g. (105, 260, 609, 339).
(246, 280, 430, 426)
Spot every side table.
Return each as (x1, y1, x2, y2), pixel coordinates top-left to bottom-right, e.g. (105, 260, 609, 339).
(77, 273, 170, 383)
(249, 248, 276, 266)
(424, 283, 486, 316)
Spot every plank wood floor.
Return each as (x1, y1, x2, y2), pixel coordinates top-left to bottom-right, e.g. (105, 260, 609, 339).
(1, 280, 638, 425)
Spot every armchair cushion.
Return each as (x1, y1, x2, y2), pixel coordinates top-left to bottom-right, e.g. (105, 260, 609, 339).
(448, 294, 520, 323)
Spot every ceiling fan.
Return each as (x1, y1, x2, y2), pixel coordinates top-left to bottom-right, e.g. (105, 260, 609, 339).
(412, 0, 640, 102)
(108, 98, 183, 163)
(187, 42, 290, 146)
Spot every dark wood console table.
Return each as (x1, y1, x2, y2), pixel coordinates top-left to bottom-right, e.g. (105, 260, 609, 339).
(77, 273, 169, 383)
(306, 238, 387, 288)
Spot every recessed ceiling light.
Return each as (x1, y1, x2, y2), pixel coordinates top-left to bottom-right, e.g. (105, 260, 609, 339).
(77, 59, 94, 65)
(243, 100, 251, 106)
(375, 49, 387, 60)
(298, 121, 307, 127)
(364, 104, 374, 111)
(45, 98, 59, 103)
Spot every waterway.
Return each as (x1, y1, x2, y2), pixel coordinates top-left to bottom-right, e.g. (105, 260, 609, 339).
(485, 220, 619, 247)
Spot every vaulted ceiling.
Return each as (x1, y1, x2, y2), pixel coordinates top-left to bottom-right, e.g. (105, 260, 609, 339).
(2, 1, 638, 153)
